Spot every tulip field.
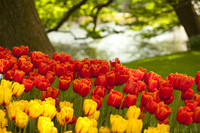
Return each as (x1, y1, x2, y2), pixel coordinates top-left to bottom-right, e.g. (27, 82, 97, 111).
(0, 45, 200, 133)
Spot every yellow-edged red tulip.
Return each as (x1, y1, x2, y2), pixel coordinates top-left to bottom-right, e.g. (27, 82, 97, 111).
(0, 85, 12, 106)
(37, 116, 58, 133)
(11, 82, 25, 97)
(42, 104, 57, 119)
(25, 100, 43, 119)
(15, 109, 29, 128)
(0, 109, 8, 128)
(126, 105, 141, 120)
(126, 118, 143, 133)
(88, 110, 100, 121)
(110, 114, 127, 133)
(83, 99, 97, 116)
(99, 126, 111, 133)
(56, 106, 74, 126)
(75, 117, 95, 133)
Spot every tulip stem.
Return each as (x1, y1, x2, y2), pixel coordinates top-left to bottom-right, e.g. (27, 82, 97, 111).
(79, 97, 83, 116)
(62, 91, 65, 101)
(64, 124, 67, 132)
(23, 125, 27, 133)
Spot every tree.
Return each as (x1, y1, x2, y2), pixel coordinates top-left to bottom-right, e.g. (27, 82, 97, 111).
(0, 0, 55, 57)
(168, 0, 200, 38)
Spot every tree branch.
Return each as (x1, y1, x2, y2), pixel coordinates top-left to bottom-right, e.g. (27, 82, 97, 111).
(91, 0, 114, 32)
(47, 0, 88, 32)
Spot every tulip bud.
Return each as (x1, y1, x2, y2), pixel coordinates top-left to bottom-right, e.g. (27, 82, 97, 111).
(88, 110, 100, 121)
(126, 118, 143, 133)
(22, 78, 34, 92)
(75, 117, 95, 133)
(110, 114, 127, 133)
(126, 106, 141, 119)
(99, 126, 111, 133)
(42, 104, 57, 119)
(14, 70, 25, 83)
(37, 116, 58, 133)
(177, 106, 193, 125)
(83, 99, 97, 116)
(155, 102, 171, 121)
(11, 82, 25, 97)
(15, 109, 29, 128)
(0, 109, 8, 128)
(107, 90, 123, 109)
(25, 100, 43, 119)
(59, 76, 72, 91)
(0, 85, 12, 106)
(194, 107, 200, 123)
(56, 106, 74, 126)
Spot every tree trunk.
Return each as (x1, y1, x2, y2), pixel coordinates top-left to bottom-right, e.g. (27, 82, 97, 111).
(171, 0, 200, 38)
(0, 0, 55, 57)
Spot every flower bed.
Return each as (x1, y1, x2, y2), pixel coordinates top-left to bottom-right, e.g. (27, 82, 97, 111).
(0, 45, 200, 133)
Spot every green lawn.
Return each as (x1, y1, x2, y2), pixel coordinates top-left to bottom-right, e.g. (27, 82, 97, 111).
(124, 51, 200, 78)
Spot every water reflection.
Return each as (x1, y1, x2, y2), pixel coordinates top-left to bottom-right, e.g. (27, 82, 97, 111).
(48, 23, 188, 63)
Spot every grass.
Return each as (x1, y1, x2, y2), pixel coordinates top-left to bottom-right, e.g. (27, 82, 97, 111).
(124, 51, 200, 78)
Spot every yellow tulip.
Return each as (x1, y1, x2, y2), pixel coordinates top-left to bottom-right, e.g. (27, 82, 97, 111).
(126, 105, 141, 120)
(88, 127, 98, 133)
(25, 100, 43, 119)
(42, 104, 57, 119)
(15, 100, 29, 112)
(56, 106, 74, 126)
(37, 116, 56, 133)
(0, 109, 8, 128)
(15, 109, 29, 128)
(0, 85, 12, 106)
(144, 127, 160, 133)
(144, 123, 170, 133)
(1, 79, 12, 88)
(43, 97, 55, 106)
(83, 99, 97, 116)
(156, 123, 170, 132)
(88, 110, 100, 121)
(75, 117, 94, 133)
(59, 101, 73, 109)
(126, 118, 143, 133)
(110, 114, 127, 133)
(0, 128, 12, 133)
(6, 102, 17, 121)
(99, 126, 111, 133)
(11, 82, 25, 97)
(64, 131, 72, 133)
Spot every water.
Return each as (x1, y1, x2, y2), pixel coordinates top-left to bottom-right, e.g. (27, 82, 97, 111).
(48, 22, 188, 63)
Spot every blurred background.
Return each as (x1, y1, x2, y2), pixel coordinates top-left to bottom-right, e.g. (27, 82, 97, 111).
(1, 0, 200, 63)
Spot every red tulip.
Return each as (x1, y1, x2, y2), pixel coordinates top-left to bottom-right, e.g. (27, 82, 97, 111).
(114, 64, 129, 86)
(110, 58, 120, 67)
(123, 79, 139, 96)
(38, 62, 50, 75)
(95, 74, 110, 89)
(197, 82, 200, 91)
(106, 71, 115, 87)
(163, 94, 175, 105)
(14, 70, 25, 83)
(29, 51, 49, 68)
(159, 86, 173, 100)
(34, 75, 50, 91)
(52, 52, 61, 61)
(28, 72, 39, 81)
(194, 93, 200, 105)
(195, 71, 200, 85)
(141, 91, 159, 106)
(73, 59, 83, 71)
(91, 86, 106, 98)
(107, 90, 123, 109)
(41, 87, 60, 100)
(91, 95, 103, 110)
(12, 45, 29, 57)
(193, 107, 200, 123)
(155, 102, 171, 121)
(138, 81, 146, 92)
(45, 71, 56, 85)
(177, 106, 193, 125)
(0, 59, 11, 74)
(122, 94, 137, 109)
(54, 63, 67, 77)
(146, 98, 159, 114)
(181, 88, 194, 100)
(4, 70, 14, 81)
(19, 61, 33, 75)
(159, 118, 169, 124)
(185, 100, 198, 111)
(60, 53, 71, 63)
(80, 64, 90, 78)
(144, 71, 161, 84)
(22, 78, 34, 92)
(73, 78, 93, 97)
(147, 79, 158, 92)
(59, 76, 72, 91)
